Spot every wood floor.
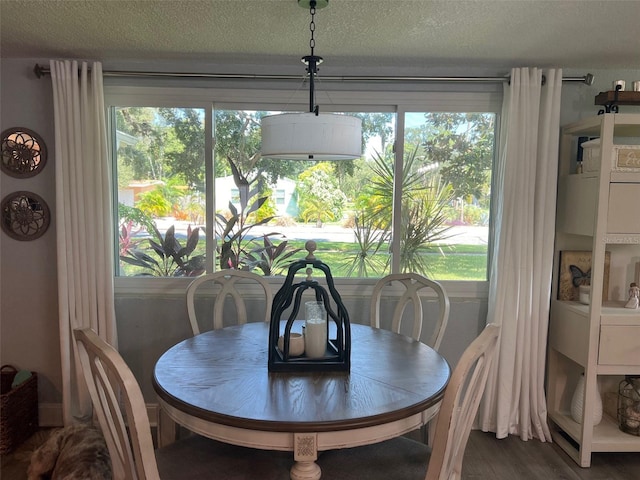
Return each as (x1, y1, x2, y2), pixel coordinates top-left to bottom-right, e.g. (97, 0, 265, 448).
(464, 431, 639, 480)
(2, 429, 638, 479)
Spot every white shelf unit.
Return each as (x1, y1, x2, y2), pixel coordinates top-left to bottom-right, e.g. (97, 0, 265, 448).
(547, 113, 640, 467)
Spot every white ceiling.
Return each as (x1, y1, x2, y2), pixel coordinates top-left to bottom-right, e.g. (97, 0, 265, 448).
(1, 0, 639, 71)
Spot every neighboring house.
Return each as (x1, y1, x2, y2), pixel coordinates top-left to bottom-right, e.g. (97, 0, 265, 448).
(215, 175, 298, 218)
(118, 180, 164, 207)
(118, 122, 299, 218)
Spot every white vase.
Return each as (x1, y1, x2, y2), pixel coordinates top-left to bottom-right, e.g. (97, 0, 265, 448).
(570, 373, 603, 425)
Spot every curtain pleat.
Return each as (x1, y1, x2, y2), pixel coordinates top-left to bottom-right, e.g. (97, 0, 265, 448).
(50, 60, 117, 424)
(479, 67, 561, 441)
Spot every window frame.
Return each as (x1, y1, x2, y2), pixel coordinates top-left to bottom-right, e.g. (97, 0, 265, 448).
(107, 84, 501, 299)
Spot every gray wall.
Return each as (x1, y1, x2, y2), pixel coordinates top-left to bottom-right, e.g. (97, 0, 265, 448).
(1, 59, 61, 410)
(2, 57, 638, 424)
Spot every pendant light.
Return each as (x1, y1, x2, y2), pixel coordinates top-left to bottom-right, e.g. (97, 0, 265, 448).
(261, 0, 362, 161)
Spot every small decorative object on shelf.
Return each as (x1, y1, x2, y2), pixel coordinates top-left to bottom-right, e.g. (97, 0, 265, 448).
(268, 240, 351, 372)
(618, 376, 640, 436)
(612, 80, 626, 91)
(571, 373, 603, 426)
(557, 251, 610, 302)
(1, 127, 47, 178)
(578, 285, 591, 305)
(624, 282, 640, 309)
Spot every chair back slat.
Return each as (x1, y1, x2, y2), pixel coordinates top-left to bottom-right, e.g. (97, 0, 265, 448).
(370, 273, 450, 350)
(186, 270, 273, 335)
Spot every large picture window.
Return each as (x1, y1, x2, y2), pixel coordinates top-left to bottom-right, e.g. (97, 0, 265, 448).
(111, 90, 496, 282)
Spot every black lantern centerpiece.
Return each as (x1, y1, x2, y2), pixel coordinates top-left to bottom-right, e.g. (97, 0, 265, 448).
(268, 240, 350, 372)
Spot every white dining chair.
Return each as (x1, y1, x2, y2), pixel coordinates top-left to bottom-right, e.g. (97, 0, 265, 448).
(316, 323, 500, 480)
(370, 272, 450, 350)
(186, 270, 273, 335)
(73, 327, 291, 480)
(370, 272, 451, 443)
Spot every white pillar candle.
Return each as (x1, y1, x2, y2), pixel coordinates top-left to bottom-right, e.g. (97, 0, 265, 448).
(305, 319, 327, 358)
(304, 301, 327, 358)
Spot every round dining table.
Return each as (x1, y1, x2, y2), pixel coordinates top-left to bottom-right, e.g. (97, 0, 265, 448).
(153, 322, 450, 480)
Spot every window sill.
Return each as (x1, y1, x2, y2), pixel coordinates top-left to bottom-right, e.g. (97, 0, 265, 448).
(114, 276, 489, 300)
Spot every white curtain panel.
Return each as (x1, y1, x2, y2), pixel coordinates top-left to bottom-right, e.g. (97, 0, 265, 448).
(479, 67, 562, 441)
(50, 60, 117, 424)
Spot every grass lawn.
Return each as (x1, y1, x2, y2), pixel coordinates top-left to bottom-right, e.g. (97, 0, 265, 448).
(286, 240, 487, 280)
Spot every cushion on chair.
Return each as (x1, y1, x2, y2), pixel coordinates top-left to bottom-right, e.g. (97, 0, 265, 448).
(156, 434, 292, 480)
(316, 436, 430, 480)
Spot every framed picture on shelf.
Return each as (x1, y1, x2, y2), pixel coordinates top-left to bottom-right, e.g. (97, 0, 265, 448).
(558, 250, 610, 301)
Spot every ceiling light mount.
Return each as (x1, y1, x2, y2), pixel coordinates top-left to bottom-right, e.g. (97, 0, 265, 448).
(261, 0, 362, 161)
(297, 0, 328, 10)
(302, 0, 323, 115)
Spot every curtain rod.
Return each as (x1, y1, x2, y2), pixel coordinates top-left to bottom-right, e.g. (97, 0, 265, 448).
(33, 63, 594, 85)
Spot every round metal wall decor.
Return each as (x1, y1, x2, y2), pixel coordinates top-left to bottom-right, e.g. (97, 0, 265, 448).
(1, 127, 47, 178)
(1, 191, 50, 241)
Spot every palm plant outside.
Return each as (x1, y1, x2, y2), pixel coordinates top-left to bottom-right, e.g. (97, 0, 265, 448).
(343, 211, 391, 277)
(349, 147, 454, 277)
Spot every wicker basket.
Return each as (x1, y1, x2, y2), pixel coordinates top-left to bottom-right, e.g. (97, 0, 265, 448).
(0, 364, 39, 454)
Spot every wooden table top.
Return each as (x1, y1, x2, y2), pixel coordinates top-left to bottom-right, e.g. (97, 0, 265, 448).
(153, 322, 450, 433)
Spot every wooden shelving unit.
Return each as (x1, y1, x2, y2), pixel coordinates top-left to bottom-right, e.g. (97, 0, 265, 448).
(547, 113, 640, 467)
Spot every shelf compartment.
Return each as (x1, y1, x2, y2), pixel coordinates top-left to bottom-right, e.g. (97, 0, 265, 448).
(550, 411, 640, 453)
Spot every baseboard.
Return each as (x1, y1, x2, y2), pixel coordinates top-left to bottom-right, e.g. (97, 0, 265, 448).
(38, 403, 160, 428)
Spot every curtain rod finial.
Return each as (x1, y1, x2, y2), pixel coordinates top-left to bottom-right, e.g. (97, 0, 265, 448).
(34, 63, 46, 78)
(584, 73, 594, 85)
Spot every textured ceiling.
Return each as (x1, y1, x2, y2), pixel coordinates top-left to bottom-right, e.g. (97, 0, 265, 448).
(1, 0, 639, 70)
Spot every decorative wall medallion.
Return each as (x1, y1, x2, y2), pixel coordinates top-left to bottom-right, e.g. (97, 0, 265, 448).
(1, 127, 47, 178)
(1, 191, 50, 241)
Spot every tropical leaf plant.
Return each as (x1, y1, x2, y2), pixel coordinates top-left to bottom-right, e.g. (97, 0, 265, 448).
(216, 158, 277, 270)
(245, 235, 303, 276)
(118, 204, 157, 258)
(119, 220, 143, 257)
(120, 224, 205, 276)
